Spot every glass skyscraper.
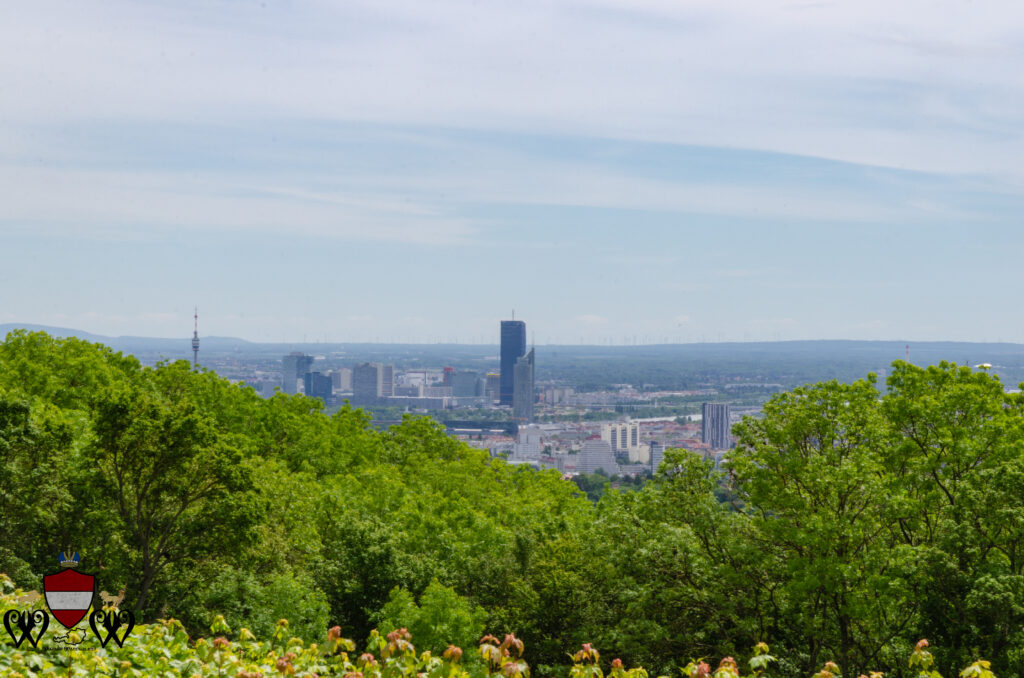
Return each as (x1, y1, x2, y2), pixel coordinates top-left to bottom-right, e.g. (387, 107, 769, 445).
(513, 348, 535, 422)
(499, 320, 526, 406)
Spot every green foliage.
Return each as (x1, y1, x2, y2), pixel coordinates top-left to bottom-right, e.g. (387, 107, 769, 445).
(729, 376, 912, 676)
(0, 393, 76, 587)
(374, 580, 488, 656)
(0, 588, 995, 678)
(5, 332, 1024, 675)
(176, 566, 329, 646)
(572, 472, 651, 503)
(85, 367, 262, 612)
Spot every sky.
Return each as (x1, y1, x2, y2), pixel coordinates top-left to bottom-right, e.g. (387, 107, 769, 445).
(2, 0, 1023, 344)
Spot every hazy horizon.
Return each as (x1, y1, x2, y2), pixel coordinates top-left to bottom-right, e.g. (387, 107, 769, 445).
(7, 322, 1024, 350)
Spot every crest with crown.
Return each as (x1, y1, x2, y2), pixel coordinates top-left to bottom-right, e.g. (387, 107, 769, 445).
(59, 548, 81, 569)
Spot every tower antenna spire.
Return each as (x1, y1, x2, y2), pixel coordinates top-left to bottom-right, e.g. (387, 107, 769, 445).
(192, 307, 200, 368)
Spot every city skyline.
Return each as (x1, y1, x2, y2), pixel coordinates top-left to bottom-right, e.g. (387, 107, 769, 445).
(3, 2, 1024, 344)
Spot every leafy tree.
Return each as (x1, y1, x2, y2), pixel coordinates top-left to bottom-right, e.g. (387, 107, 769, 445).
(83, 364, 261, 615)
(0, 330, 139, 408)
(0, 393, 77, 584)
(315, 500, 412, 643)
(730, 377, 917, 677)
(881, 361, 1024, 673)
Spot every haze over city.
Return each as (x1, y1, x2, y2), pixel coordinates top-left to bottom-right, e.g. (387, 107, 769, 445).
(3, 1, 1024, 343)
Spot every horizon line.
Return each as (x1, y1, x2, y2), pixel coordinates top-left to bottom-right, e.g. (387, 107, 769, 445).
(1, 324, 1022, 349)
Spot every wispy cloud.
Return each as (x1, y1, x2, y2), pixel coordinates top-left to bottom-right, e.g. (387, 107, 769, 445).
(0, 165, 477, 245)
(2, 1, 1024, 342)
(3, 0, 1023, 177)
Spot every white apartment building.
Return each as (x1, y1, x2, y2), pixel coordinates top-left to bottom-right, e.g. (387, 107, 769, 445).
(601, 420, 648, 463)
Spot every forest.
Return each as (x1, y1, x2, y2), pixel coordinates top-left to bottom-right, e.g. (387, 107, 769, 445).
(1, 331, 1022, 677)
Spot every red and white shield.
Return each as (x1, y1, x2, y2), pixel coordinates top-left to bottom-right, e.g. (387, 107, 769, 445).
(43, 569, 96, 629)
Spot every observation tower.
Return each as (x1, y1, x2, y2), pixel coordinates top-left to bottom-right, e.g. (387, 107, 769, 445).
(192, 307, 200, 368)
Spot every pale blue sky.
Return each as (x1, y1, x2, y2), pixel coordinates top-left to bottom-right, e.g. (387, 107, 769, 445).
(2, 0, 1023, 343)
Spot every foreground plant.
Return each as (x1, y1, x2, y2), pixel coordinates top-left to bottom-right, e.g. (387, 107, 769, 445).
(0, 589, 1006, 678)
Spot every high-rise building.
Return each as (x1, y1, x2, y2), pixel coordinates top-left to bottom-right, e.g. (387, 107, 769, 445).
(702, 403, 732, 449)
(304, 372, 333, 404)
(512, 425, 543, 461)
(449, 370, 480, 397)
(331, 367, 353, 392)
(513, 348, 534, 422)
(602, 420, 639, 452)
(352, 362, 394, 403)
(650, 442, 665, 473)
(352, 363, 380, 403)
(281, 352, 314, 395)
(379, 364, 394, 398)
(500, 320, 526, 406)
(578, 438, 619, 475)
(602, 420, 647, 462)
(485, 373, 501, 402)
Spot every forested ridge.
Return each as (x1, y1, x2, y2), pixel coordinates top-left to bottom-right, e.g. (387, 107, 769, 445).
(2, 331, 1023, 677)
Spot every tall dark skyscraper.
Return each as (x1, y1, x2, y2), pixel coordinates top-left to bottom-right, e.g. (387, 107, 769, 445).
(500, 320, 526, 406)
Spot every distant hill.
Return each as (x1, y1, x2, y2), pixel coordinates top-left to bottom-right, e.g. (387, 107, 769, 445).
(3, 324, 1023, 362)
(0, 324, 254, 353)
(0, 323, 107, 342)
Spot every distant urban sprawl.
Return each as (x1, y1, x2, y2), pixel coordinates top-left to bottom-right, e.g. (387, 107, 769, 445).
(237, 318, 740, 479)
